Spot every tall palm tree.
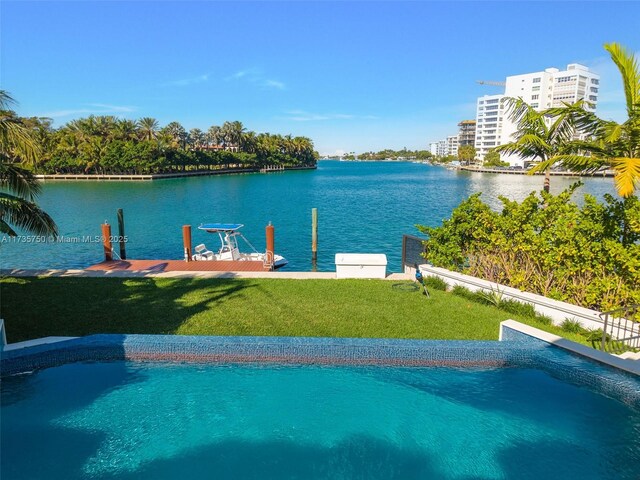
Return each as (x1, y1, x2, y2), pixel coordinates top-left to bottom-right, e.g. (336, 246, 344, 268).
(549, 43, 639, 197)
(137, 117, 159, 142)
(0, 90, 57, 236)
(206, 125, 222, 148)
(495, 97, 580, 192)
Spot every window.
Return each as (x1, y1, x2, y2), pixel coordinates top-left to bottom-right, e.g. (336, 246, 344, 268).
(532, 86, 540, 91)
(531, 103, 539, 108)
(589, 95, 597, 101)
(591, 78, 599, 85)
(533, 77, 541, 83)
(590, 87, 598, 93)
(532, 95, 539, 100)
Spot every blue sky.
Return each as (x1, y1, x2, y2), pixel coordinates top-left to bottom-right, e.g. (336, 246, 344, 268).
(2, 1, 639, 155)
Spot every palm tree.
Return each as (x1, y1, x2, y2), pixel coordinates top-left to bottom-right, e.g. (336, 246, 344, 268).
(206, 125, 222, 148)
(137, 117, 159, 142)
(549, 43, 639, 197)
(0, 90, 57, 236)
(495, 97, 580, 193)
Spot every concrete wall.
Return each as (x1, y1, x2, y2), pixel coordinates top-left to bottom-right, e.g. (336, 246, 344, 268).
(414, 264, 605, 331)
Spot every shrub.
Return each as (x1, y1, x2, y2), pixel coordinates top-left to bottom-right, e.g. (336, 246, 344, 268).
(452, 285, 475, 300)
(500, 299, 536, 318)
(424, 276, 448, 291)
(417, 186, 640, 311)
(561, 318, 585, 334)
(534, 314, 553, 326)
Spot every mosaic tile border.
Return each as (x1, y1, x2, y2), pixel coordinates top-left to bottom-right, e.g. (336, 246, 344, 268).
(2, 332, 639, 409)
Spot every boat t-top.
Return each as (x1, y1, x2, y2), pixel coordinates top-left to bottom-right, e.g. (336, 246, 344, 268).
(192, 223, 288, 269)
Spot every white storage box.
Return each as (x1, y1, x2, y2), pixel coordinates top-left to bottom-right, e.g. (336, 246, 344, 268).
(335, 253, 387, 279)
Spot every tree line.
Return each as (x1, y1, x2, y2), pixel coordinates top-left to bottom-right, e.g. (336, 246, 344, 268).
(23, 116, 318, 175)
(342, 148, 433, 161)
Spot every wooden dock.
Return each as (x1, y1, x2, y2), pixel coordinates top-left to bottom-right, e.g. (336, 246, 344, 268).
(87, 259, 271, 273)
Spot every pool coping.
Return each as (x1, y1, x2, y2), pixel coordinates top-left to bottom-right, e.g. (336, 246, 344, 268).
(2, 322, 639, 408)
(499, 320, 640, 376)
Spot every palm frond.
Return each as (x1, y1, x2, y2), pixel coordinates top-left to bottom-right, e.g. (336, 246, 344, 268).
(0, 192, 58, 236)
(609, 157, 640, 197)
(605, 43, 640, 118)
(552, 154, 607, 172)
(0, 161, 42, 200)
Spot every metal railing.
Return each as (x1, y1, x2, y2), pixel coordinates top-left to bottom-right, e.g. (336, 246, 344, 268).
(599, 304, 640, 354)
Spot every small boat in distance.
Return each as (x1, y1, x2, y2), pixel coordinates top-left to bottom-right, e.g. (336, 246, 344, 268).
(193, 223, 288, 269)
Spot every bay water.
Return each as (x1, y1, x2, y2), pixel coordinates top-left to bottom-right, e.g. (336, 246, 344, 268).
(0, 161, 615, 272)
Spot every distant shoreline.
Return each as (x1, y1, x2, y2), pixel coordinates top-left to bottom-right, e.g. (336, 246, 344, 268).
(34, 165, 316, 182)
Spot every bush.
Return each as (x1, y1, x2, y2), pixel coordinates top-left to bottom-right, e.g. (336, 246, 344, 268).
(534, 314, 553, 326)
(424, 276, 448, 291)
(451, 285, 475, 300)
(417, 186, 640, 311)
(500, 299, 536, 318)
(561, 318, 585, 334)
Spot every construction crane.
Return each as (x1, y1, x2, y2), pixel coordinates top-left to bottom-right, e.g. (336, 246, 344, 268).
(476, 80, 506, 87)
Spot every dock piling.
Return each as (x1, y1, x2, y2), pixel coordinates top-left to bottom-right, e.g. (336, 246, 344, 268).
(266, 222, 275, 269)
(312, 208, 318, 262)
(182, 225, 192, 262)
(117, 209, 126, 260)
(101, 222, 113, 261)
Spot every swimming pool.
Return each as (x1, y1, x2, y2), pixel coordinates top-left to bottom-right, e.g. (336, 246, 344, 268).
(2, 334, 639, 479)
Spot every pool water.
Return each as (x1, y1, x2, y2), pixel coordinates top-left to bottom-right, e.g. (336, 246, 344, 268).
(2, 361, 639, 479)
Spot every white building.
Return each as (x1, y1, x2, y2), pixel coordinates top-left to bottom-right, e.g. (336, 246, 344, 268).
(475, 63, 599, 166)
(429, 142, 439, 156)
(446, 135, 459, 158)
(475, 94, 506, 162)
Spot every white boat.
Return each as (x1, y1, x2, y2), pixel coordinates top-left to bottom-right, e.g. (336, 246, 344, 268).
(192, 223, 288, 269)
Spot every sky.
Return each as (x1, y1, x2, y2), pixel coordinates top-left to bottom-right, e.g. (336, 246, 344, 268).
(2, 1, 639, 156)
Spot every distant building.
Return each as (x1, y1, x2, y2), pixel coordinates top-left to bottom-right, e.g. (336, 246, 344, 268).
(446, 135, 459, 158)
(429, 142, 439, 156)
(475, 63, 599, 166)
(475, 94, 505, 162)
(457, 120, 476, 147)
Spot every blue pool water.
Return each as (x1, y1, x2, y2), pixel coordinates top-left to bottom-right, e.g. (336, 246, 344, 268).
(2, 361, 639, 479)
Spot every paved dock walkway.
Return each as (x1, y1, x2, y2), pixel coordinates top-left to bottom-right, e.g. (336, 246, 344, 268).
(2, 268, 411, 280)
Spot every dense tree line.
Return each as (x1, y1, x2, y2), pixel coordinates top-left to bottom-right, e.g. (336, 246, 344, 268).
(342, 148, 433, 161)
(21, 116, 318, 175)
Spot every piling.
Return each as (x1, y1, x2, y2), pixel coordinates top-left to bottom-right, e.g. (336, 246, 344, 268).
(266, 222, 275, 267)
(117, 209, 126, 260)
(182, 225, 192, 262)
(311, 208, 318, 262)
(101, 222, 112, 261)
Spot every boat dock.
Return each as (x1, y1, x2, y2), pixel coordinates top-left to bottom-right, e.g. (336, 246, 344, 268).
(87, 259, 271, 273)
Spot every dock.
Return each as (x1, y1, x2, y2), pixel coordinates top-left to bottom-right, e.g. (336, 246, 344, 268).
(34, 165, 316, 182)
(86, 259, 271, 273)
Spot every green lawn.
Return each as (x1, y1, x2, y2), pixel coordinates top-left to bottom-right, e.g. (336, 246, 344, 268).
(0, 277, 587, 344)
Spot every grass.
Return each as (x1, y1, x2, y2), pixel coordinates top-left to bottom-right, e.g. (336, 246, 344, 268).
(0, 277, 589, 345)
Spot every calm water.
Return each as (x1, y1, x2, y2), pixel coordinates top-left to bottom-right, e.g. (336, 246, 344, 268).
(0, 161, 616, 271)
(2, 361, 639, 479)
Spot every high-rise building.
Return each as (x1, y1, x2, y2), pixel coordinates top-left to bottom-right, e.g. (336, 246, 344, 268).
(475, 63, 599, 165)
(475, 94, 505, 161)
(457, 120, 476, 147)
